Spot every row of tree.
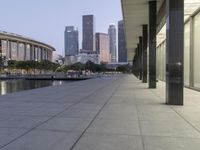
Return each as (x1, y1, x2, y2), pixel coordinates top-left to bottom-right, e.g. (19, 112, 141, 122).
(3, 60, 130, 74)
(58, 61, 131, 73)
(7, 60, 60, 72)
(58, 61, 108, 73)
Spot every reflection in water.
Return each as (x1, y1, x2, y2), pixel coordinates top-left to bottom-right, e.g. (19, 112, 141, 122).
(0, 80, 71, 95)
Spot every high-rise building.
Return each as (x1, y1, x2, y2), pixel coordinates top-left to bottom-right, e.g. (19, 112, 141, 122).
(118, 20, 127, 62)
(108, 24, 117, 62)
(82, 15, 94, 51)
(64, 26, 79, 56)
(95, 33, 111, 63)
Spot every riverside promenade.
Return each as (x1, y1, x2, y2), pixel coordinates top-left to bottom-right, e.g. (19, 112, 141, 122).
(0, 75, 200, 150)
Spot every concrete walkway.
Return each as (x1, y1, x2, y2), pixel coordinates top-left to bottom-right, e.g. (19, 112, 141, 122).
(0, 75, 200, 150)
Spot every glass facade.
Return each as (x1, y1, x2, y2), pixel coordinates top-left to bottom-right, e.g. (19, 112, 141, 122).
(156, 11, 200, 89)
(82, 15, 94, 51)
(156, 42, 166, 81)
(184, 21, 190, 86)
(193, 12, 200, 88)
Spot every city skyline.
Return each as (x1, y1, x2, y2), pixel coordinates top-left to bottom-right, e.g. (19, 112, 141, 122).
(0, 0, 122, 56)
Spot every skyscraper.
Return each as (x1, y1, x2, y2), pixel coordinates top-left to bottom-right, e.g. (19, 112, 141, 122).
(82, 15, 94, 51)
(108, 24, 117, 62)
(64, 26, 79, 56)
(118, 20, 127, 62)
(95, 33, 111, 63)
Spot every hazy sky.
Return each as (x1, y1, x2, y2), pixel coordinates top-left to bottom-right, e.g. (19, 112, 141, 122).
(0, 0, 122, 56)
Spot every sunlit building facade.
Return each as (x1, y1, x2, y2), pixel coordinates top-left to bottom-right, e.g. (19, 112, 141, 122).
(95, 33, 111, 63)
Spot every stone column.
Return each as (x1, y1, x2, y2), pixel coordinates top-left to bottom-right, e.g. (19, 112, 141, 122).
(17, 42, 19, 61)
(142, 25, 148, 83)
(7, 40, 11, 58)
(24, 43, 27, 61)
(148, 1, 157, 88)
(166, 0, 184, 105)
(139, 36, 143, 80)
(136, 44, 140, 78)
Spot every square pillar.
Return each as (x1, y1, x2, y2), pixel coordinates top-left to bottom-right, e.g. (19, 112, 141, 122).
(139, 37, 143, 80)
(148, 1, 157, 88)
(31, 45, 35, 61)
(133, 50, 137, 76)
(137, 44, 140, 79)
(17, 42, 19, 61)
(7, 40, 11, 59)
(166, 0, 184, 105)
(24, 43, 27, 61)
(142, 25, 148, 83)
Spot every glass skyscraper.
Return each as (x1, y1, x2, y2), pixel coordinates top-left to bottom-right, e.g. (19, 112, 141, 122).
(118, 20, 127, 62)
(108, 24, 117, 62)
(82, 15, 94, 51)
(64, 26, 79, 56)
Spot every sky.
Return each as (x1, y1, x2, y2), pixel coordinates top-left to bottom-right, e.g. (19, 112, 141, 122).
(0, 0, 122, 56)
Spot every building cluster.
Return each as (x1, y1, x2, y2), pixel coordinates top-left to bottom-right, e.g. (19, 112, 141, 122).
(64, 15, 128, 65)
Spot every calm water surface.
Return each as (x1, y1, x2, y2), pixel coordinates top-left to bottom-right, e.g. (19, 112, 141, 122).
(0, 80, 72, 95)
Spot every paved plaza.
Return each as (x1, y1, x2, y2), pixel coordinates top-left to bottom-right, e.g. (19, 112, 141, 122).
(0, 75, 200, 150)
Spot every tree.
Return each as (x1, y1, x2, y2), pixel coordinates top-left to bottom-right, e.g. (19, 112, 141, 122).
(69, 62, 85, 71)
(85, 61, 96, 72)
(116, 65, 129, 73)
(8, 60, 17, 69)
(99, 63, 107, 72)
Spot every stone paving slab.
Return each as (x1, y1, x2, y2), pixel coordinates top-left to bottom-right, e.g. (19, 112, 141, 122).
(0, 75, 200, 150)
(72, 133, 143, 150)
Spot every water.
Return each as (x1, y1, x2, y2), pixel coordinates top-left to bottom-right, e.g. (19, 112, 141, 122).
(0, 80, 72, 95)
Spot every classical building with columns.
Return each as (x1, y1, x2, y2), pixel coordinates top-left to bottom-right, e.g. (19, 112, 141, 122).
(0, 31, 55, 62)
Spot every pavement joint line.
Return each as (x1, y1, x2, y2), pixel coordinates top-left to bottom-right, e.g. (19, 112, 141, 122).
(84, 131, 200, 139)
(133, 87, 146, 150)
(133, 134, 200, 139)
(84, 131, 143, 137)
(0, 77, 120, 149)
(69, 76, 124, 150)
(169, 106, 200, 134)
(144, 79, 200, 135)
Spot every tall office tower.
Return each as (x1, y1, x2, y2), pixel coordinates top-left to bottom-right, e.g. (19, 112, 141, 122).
(108, 24, 117, 62)
(82, 15, 94, 51)
(118, 20, 127, 62)
(64, 26, 79, 56)
(95, 33, 111, 63)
